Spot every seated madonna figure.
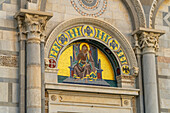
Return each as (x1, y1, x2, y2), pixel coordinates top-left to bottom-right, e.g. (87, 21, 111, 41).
(73, 43, 97, 81)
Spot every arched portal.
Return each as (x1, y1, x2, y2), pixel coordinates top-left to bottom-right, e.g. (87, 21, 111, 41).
(45, 18, 138, 87)
(44, 17, 139, 113)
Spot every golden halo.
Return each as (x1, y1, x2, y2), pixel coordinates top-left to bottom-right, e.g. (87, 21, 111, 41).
(79, 43, 90, 51)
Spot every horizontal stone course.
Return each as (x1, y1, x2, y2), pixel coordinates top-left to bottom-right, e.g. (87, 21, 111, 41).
(2, 3, 18, 12)
(0, 19, 17, 29)
(0, 66, 19, 79)
(0, 40, 19, 52)
(0, 106, 18, 113)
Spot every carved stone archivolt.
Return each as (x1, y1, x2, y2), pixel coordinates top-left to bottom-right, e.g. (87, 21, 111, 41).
(130, 0, 146, 28)
(149, 0, 159, 28)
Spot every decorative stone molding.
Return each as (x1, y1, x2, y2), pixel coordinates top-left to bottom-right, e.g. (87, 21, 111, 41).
(116, 75, 136, 88)
(51, 95, 57, 101)
(130, 66, 139, 76)
(149, 0, 159, 28)
(44, 58, 49, 69)
(45, 68, 59, 73)
(0, 55, 18, 67)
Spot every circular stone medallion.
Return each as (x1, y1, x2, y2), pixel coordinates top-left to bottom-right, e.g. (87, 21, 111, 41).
(70, 0, 107, 17)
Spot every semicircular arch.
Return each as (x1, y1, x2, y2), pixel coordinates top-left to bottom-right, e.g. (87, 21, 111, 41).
(45, 18, 138, 76)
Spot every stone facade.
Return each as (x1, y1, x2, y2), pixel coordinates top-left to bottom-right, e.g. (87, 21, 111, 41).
(0, 0, 169, 113)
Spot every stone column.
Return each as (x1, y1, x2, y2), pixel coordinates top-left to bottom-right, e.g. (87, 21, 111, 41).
(15, 9, 52, 113)
(133, 28, 164, 113)
(141, 32, 160, 113)
(25, 13, 48, 113)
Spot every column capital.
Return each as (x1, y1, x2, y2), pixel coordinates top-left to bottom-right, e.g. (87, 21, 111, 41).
(132, 27, 165, 54)
(15, 9, 53, 43)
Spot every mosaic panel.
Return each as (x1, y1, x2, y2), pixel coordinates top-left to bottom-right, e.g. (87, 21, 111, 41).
(57, 42, 115, 87)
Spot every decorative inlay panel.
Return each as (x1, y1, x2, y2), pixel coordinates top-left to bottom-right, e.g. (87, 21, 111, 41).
(0, 55, 18, 67)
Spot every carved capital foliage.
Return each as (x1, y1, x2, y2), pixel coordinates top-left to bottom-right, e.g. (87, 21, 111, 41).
(132, 28, 164, 54)
(25, 14, 47, 33)
(15, 9, 52, 43)
(25, 14, 47, 42)
(16, 14, 49, 44)
(139, 32, 160, 51)
(133, 31, 162, 53)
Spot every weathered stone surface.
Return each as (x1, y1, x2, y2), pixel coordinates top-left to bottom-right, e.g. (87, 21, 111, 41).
(0, 11, 6, 19)
(12, 83, 19, 103)
(0, 82, 8, 102)
(0, 106, 19, 113)
(0, 55, 18, 67)
(2, 3, 18, 12)
(0, 67, 18, 79)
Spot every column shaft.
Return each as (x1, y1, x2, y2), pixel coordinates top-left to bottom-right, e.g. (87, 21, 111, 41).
(27, 42, 41, 113)
(143, 52, 159, 113)
(19, 40, 26, 113)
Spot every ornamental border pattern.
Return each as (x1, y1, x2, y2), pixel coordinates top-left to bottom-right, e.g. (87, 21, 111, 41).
(149, 0, 159, 28)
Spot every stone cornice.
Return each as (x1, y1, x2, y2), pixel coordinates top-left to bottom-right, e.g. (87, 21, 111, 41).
(132, 27, 165, 36)
(14, 9, 53, 20)
(45, 83, 139, 96)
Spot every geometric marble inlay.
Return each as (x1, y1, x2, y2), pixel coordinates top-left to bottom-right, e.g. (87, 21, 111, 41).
(163, 6, 170, 27)
(70, 0, 107, 17)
